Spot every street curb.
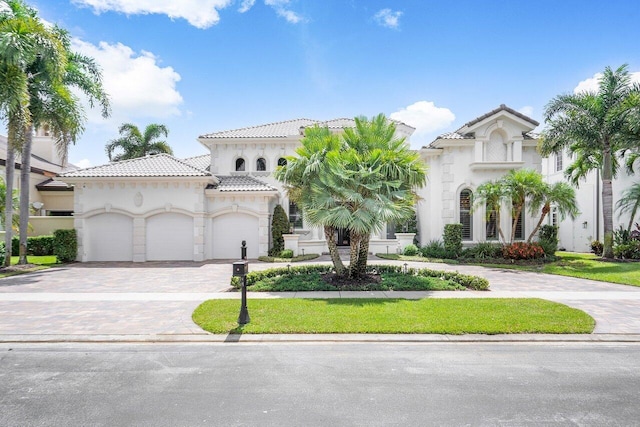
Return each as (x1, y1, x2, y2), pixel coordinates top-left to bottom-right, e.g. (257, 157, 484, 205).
(2, 333, 640, 344)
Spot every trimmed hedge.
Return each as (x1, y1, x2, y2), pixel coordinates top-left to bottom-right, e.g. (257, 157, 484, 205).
(53, 229, 77, 263)
(230, 264, 489, 291)
(5, 235, 55, 256)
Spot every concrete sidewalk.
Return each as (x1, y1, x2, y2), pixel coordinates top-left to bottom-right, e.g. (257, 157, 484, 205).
(1, 258, 640, 341)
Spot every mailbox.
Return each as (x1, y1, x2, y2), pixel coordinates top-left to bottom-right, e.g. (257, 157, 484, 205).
(233, 261, 249, 277)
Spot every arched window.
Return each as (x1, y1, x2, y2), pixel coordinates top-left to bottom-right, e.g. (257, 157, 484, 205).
(256, 158, 266, 171)
(277, 157, 287, 167)
(235, 158, 246, 171)
(460, 189, 473, 241)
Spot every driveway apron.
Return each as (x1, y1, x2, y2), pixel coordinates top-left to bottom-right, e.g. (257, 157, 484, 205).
(1, 259, 640, 337)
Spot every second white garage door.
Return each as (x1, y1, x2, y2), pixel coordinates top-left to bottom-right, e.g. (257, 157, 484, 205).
(146, 213, 194, 261)
(211, 213, 259, 259)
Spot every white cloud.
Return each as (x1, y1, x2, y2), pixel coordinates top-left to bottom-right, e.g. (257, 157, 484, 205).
(238, 0, 256, 13)
(71, 39, 183, 123)
(73, 158, 93, 169)
(71, 0, 232, 29)
(264, 0, 303, 23)
(390, 101, 455, 135)
(519, 106, 534, 117)
(574, 71, 640, 94)
(374, 8, 402, 29)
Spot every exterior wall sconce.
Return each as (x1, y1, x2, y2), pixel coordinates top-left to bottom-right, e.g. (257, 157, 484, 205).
(582, 221, 588, 229)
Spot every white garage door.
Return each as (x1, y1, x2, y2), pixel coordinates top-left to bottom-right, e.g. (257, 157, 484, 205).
(211, 213, 259, 259)
(86, 213, 133, 261)
(146, 213, 194, 261)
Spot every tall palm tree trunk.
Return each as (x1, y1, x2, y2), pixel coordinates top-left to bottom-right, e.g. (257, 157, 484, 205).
(324, 225, 345, 275)
(355, 233, 370, 275)
(602, 145, 615, 258)
(18, 125, 33, 265)
(348, 232, 362, 278)
(528, 204, 550, 243)
(4, 144, 15, 267)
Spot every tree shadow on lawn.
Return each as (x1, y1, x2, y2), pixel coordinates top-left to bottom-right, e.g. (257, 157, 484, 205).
(319, 298, 406, 307)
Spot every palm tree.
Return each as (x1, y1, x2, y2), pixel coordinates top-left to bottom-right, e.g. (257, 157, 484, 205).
(540, 64, 640, 258)
(340, 114, 426, 275)
(527, 181, 579, 242)
(502, 169, 546, 244)
(473, 180, 507, 243)
(12, 21, 109, 265)
(275, 125, 347, 274)
(105, 123, 172, 162)
(0, 0, 57, 265)
(616, 182, 640, 232)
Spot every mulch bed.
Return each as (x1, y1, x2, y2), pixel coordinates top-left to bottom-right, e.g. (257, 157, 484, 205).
(321, 272, 381, 290)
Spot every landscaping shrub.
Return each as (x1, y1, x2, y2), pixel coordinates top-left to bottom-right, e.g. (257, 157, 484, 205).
(403, 244, 419, 256)
(0, 241, 4, 266)
(53, 229, 77, 263)
(613, 241, 640, 259)
(443, 224, 463, 258)
(461, 242, 503, 259)
(269, 204, 289, 256)
(420, 240, 449, 258)
(502, 242, 545, 260)
(538, 225, 558, 257)
(591, 240, 603, 256)
(279, 249, 294, 258)
(230, 264, 489, 291)
(27, 235, 55, 256)
(613, 225, 631, 246)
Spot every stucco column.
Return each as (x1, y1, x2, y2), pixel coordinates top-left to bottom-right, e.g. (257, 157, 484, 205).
(75, 217, 86, 262)
(474, 140, 483, 162)
(259, 213, 270, 256)
(283, 234, 299, 255)
(395, 233, 416, 252)
(132, 217, 146, 262)
(513, 140, 522, 162)
(193, 214, 205, 262)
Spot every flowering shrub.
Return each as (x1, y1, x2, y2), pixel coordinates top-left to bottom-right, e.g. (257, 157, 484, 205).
(502, 242, 545, 260)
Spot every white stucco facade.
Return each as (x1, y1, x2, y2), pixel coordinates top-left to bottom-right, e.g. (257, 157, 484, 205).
(55, 106, 639, 262)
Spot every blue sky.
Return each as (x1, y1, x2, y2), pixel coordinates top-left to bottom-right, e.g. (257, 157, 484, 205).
(25, 0, 640, 168)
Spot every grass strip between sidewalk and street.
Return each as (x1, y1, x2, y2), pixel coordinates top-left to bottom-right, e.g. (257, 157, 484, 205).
(193, 298, 595, 335)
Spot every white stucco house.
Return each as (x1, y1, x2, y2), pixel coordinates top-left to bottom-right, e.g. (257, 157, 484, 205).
(55, 104, 638, 262)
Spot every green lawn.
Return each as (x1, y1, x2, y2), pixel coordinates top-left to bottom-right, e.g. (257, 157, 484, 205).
(381, 251, 640, 288)
(0, 255, 59, 278)
(477, 252, 640, 287)
(193, 298, 595, 334)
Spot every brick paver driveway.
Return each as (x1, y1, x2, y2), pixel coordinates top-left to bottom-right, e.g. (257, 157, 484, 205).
(1, 258, 640, 337)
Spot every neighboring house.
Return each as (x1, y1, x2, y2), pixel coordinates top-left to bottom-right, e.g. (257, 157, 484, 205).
(542, 150, 638, 252)
(55, 105, 639, 262)
(0, 126, 75, 236)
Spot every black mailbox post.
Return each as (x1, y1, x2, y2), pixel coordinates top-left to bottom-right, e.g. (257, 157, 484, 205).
(232, 261, 250, 325)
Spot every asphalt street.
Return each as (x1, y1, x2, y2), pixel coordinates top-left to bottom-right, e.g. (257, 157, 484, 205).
(1, 342, 639, 426)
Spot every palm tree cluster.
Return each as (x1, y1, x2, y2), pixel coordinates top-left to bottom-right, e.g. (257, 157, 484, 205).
(473, 169, 579, 244)
(105, 123, 173, 162)
(0, 0, 110, 265)
(540, 64, 640, 258)
(275, 114, 427, 278)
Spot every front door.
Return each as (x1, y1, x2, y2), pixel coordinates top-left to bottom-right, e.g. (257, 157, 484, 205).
(336, 228, 350, 246)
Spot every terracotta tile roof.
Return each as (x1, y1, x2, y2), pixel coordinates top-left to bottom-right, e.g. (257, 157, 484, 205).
(208, 175, 277, 192)
(437, 131, 473, 140)
(199, 118, 365, 139)
(464, 104, 539, 128)
(59, 154, 211, 178)
(182, 154, 211, 171)
(35, 178, 73, 191)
